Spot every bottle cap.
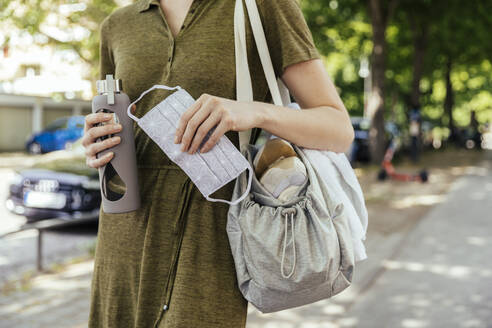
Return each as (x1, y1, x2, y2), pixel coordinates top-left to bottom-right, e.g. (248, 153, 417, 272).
(96, 74, 122, 105)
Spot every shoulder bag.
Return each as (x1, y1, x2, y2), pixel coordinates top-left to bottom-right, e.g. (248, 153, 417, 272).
(227, 0, 367, 313)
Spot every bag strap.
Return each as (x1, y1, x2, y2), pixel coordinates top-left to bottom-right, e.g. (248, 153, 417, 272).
(234, 0, 252, 152)
(235, 0, 293, 152)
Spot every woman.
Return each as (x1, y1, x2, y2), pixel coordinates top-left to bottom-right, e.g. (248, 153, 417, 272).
(82, 0, 354, 327)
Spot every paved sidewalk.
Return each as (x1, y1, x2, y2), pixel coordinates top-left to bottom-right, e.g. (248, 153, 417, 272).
(0, 261, 93, 328)
(341, 159, 492, 328)
(247, 153, 492, 327)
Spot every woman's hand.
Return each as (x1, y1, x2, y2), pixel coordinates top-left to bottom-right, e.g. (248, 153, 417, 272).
(82, 113, 122, 168)
(174, 93, 263, 154)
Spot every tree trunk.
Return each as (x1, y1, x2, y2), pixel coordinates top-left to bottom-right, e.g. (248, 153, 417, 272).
(409, 20, 427, 109)
(367, 0, 389, 164)
(444, 58, 456, 143)
(408, 15, 427, 161)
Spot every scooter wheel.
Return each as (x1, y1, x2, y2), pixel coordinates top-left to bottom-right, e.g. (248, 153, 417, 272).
(419, 170, 429, 183)
(378, 169, 388, 181)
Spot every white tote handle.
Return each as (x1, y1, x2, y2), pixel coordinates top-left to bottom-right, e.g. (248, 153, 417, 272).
(234, 0, 252, 152)
(243, 0, 283, 106)
(235, 0, 292, 151)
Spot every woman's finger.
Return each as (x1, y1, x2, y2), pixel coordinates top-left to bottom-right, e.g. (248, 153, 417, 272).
(188, 110, 221, 154)
(86, 123, 122, 145)
(180, 98, 215, 152)
(86, 152, 114, 169)
(85, 136, 121, 158)
(175, 94, 207, 144)
(84, 112, 113, 131)
(199, 118, 231, 153)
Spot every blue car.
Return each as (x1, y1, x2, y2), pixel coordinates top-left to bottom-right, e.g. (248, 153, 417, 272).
(26, 116, 85, 154)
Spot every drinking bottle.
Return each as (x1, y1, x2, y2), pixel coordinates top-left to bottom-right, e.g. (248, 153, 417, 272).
(92, 74, 140, 213)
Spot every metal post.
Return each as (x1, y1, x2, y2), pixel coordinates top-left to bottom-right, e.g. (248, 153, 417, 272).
(33, 97, 43, 133)
(37, 229, 43, 272)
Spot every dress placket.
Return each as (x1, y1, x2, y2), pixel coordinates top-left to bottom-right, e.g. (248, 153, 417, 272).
(143, 3, 205, 326)
(153, 177, 194, 328)
(153, 0, 201, 75)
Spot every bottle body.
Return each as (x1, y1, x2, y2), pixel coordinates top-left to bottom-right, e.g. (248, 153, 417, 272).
(91, 92, 140, 213)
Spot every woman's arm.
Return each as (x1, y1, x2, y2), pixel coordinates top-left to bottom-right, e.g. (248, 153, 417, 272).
(174, 58, 354, 154)
(256, 58, 354, 153)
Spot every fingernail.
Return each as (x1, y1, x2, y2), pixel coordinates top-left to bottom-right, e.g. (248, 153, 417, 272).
(181, 145, 186, 152)
(104, 114, 112, 118)
(107, 152, 113, 157)
(174, 136, 178, 144)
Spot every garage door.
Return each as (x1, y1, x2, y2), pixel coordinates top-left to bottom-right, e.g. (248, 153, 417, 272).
(43, 108, 73, 128)
(0, 106, 33, 152)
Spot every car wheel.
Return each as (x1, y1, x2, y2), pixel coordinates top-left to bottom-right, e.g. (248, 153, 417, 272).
(28, 142, 42, 154)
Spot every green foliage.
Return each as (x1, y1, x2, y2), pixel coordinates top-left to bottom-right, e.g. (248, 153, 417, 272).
(302, 0, 371, 116)
(1, 0, 491, 133)
(302, 0, 492, 134)
(0, 0, 121, 81)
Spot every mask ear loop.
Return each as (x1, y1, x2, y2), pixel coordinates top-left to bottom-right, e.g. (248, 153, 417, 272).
(127, 85, 182, 122)
(205, 163, 253, 206)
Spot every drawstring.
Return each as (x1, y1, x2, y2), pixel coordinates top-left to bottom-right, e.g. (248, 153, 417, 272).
(280, 209, 297, 279)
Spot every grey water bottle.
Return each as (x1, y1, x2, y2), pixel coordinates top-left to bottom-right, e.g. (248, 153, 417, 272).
(92, 74, 140, 213)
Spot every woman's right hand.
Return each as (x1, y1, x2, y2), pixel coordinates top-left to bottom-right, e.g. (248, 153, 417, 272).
(82, 112, 123, 168)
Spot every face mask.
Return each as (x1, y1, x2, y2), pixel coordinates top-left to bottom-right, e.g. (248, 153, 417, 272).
(127, 84, 252, 205)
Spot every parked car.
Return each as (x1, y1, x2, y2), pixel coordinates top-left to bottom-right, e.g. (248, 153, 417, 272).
(346, 117, 371, 163)
(6, 137, 101, 222)
(346, 116, 401, 164)
(25, 116, 85, 154)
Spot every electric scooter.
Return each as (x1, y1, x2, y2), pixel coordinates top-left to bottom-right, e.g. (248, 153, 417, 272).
(377, 138, 429, 183)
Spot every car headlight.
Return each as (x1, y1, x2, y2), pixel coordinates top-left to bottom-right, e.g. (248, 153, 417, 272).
(82, 179, 100, 190)
(8, 172, 23, 186)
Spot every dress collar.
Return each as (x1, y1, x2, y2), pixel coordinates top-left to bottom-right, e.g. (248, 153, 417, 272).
(137, 0, 159, 13)
(138, 0, 203, 13)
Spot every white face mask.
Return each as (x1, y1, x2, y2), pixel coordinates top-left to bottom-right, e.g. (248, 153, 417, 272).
(127, 85, 252, 205)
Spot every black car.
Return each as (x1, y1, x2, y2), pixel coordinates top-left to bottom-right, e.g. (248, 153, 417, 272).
(346, 116, 401, 164)
(5, 138, 101, 222)
(346, 117, 371, 163)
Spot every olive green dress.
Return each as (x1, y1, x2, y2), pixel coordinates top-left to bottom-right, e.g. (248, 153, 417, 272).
(88, 0, 321, 327)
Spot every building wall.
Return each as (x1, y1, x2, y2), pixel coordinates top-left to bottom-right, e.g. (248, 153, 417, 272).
(0, 95, 91, 152)
(42, 107, 74, 128)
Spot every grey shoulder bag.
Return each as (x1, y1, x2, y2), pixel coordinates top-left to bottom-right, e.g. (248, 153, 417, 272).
(227, 0, 356, 313)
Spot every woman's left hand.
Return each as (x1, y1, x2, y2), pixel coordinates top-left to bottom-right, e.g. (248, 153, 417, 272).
(174, 93, 262, 154)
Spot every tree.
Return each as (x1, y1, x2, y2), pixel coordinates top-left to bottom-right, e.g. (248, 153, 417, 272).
(366, 0, 398, 163)
(0, 0, 126, 84)
(303, 0, 398, 162)
(421, 1, 492, 142)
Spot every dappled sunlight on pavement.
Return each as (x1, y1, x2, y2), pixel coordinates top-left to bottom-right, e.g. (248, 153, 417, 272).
(0, 260, 93, 328)
(0, 150, 490, 327)
(247, 151, 492, 327)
